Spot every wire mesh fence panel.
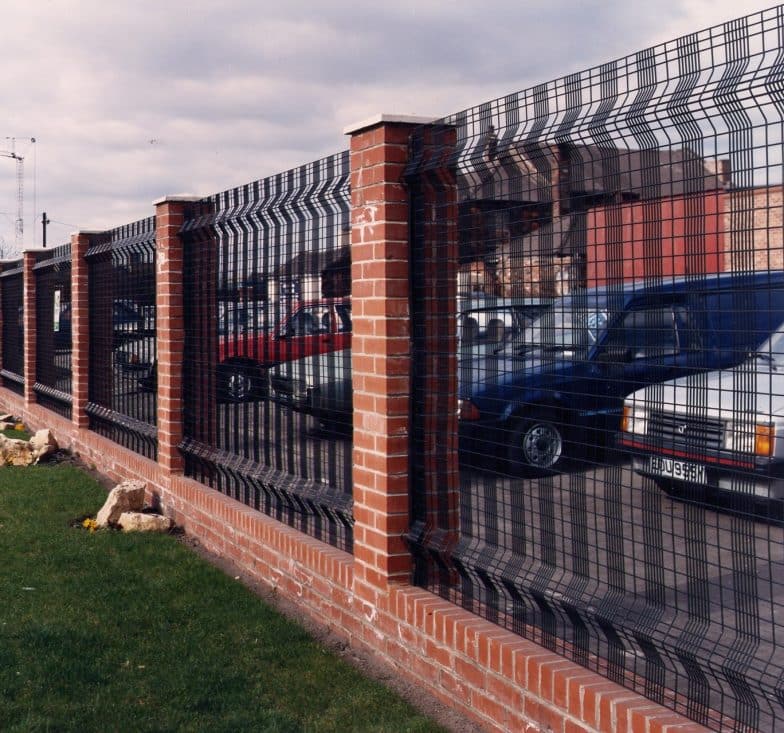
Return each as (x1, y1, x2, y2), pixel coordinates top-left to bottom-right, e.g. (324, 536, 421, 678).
(86, 218, 157, 458)
(181, 152, 353, 552)
(0, 262, 24, 396)
(406, 7, 784, 730)
(34, 244, 72, 419)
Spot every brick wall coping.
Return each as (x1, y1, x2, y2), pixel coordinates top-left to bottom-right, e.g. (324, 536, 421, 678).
(343, 113, 437, 136)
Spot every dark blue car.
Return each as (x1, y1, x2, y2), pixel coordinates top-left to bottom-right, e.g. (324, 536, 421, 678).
(458, 271, 784, 473)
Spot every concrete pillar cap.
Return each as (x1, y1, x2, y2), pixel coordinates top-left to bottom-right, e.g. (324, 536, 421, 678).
(343, 114, 437, 136)
(152, 194, 202, 205)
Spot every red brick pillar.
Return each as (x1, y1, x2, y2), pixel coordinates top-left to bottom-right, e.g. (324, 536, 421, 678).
(408, 124, 460, 575)
(154, 196, 200, 475)
(22, 249, 41, 405)
(345, 114, 434, 598)
(71, 231, 96, 429)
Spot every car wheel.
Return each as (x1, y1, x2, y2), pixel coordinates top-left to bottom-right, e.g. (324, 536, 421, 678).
(219, 363, 263, 402)
(507, 415, 568, 474)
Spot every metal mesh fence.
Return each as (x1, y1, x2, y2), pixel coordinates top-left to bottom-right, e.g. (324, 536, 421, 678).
(86, 218, 157, 458)
(180, 152, 353, 552)
(34, 243, 72, 418)
(406, 7, 784, 730)
(0, 261, 24, 396)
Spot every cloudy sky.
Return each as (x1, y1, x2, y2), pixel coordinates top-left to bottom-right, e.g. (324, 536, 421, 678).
(0, 0, 776, 254)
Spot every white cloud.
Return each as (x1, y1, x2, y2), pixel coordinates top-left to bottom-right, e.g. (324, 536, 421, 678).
(0, 0, 777, 251)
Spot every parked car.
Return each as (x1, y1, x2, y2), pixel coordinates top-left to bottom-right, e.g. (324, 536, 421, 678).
(458, 271, 784, 473)
(267, 296, 553, 426)
(56, 299, 149, 350)
(269, 348, 352, 430)
(458, 296, 553, 355)
(619, 322, 784, 507)
(115, 335, 156, 375)
(115, 300, 265, 382)
(112, 299, 151, 340)
(217, 297, 351, 401)
(123, 298, 352, 401)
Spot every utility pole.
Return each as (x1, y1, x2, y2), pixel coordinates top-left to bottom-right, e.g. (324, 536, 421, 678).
(42, 211, 50, 248)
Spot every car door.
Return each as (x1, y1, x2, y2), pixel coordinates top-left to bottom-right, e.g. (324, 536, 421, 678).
(277, 301, 351, 363)
(332, 300, 352, 350)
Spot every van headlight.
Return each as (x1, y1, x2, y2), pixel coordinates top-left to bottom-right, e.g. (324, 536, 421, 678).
(723, 422, 774, 457)
(621, 403, 648, 436)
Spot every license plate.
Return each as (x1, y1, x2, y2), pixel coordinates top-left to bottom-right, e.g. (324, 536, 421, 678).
(648, 455, 707, 484)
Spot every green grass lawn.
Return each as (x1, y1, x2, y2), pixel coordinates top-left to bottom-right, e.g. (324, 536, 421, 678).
(0, 465, 445, 733)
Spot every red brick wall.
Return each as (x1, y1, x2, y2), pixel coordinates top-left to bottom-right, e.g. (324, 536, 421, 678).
(723, 185, 784, 272)
(0, 129, 711, 733)
(0, 395, 709, 733)
(586, 191, 726, 287)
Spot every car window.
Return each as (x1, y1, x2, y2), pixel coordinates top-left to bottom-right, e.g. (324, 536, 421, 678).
(335, 302, 352, 332)
(706, 288, 784, 352)
(460, 307, 523, 346)
(605, 307, 679, 359)
(114, 302, 140, 324)
(288, 306, 331, 336)
(219, 303, 266, 335)
(525, 305, 607, 353)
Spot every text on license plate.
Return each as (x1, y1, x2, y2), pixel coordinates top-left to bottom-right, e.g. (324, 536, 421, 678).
(648, 455, 706, 484)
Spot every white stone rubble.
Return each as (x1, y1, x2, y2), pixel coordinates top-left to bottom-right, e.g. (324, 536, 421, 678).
(0, 436, 33, 466)
(118, 512, 173, 533)
(0, 422, 174, 534)
(0, 421, 59, 466)
(96, 480, 147, 527)
(30, 429, 58, 463)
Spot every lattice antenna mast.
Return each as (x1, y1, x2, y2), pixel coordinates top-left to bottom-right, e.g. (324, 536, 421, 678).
(0, 137, 35, 253)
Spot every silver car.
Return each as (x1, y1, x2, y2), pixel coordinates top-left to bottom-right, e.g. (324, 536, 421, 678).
(620, 326, 784, 503)
(268, 297, 552, 426)
(269, 348, 352, 430)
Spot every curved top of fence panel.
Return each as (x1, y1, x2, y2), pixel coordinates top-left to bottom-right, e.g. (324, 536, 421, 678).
(0, 259, 24, 278)
(32, 242, 72, 271)
(407, 5, 784, 202)
(85, 216, 156, 258)
(180, 150, 351, 240)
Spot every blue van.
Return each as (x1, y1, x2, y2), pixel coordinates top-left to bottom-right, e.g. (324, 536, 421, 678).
(458, 271, 784, 473)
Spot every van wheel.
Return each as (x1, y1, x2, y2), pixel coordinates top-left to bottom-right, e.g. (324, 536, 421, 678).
(507, 414, 568, 474)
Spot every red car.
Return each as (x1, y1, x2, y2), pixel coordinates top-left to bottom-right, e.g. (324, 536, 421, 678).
(217, 298, 352, 401)
(126, 298, 351, 401)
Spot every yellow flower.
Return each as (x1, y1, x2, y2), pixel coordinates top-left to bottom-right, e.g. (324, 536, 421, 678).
(82, 518, 98, 532)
